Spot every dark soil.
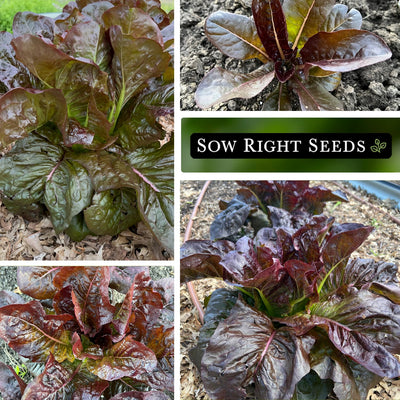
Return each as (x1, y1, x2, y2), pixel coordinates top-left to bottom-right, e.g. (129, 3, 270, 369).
(180, 180, 400, 399)
(180, 0, 400, 111)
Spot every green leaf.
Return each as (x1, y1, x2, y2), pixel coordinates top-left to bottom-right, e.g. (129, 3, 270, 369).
(204, 11, 267, 61)
(115, 83, 173, 150)
(109, 25, 170, 115)
(84, 188, 140, 236)
(0, 88, 68, 148)
(195, 65, 274, 109)
(294, 370, 334, 400)
(65, 213, 92, 241)
(103, 5, 163, 44)
(282, 0, 336, 49)
(262, 82, 292, 110)
(0, 134, 63, 208)
(44, 159, 94, 233)
(125, 140, 173, 253)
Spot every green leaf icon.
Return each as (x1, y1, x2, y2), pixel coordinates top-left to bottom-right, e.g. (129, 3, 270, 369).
(371, 139, 386, 153)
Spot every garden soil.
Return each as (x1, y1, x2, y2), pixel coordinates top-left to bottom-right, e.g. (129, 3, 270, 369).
(180, 180, 400, 399)
(180, 0, 400, 111)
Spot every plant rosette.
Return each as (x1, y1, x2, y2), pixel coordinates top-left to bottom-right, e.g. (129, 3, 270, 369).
(0, 266, 174, 399)
(195, 0, 392, 110)
(0, 0, 174, 253)
(181, 216, 400, 400)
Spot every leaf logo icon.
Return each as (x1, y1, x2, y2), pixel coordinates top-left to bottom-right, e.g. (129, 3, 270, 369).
(371, 139, 386, 153)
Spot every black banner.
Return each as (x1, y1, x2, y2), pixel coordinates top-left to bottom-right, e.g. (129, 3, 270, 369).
(190, 133, 392, 159)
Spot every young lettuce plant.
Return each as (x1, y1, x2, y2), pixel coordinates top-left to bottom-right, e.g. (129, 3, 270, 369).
(195, 0, 392, 110)
(0, 266, 174, 400)
(181, 216, 400, 400)
(0, 0, 174, 253)
(210, 180, 347, 240)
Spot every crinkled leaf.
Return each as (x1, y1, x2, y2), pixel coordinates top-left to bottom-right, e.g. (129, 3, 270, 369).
(189, 288, 238, 370)
(110, 392, 170, 400)
(54, 267, 115, 336)
(115, 83, 173, 151)
(112, 280, 135, 342)
(0, 290, 25, 308)
(126, 140, 173, 252)
(0, 301, 73, 363)
(44, 159, 93, 233)
(12, 34, 111, 122)
(301, 30, 392, 73)
(0, 134, 63, 206)
(109, 25, 170, 110)
(103, 5, 163, 44)
(262, 82, 292, 110)
(17, 266, 60, 300)
(252, 0, 293, 61)
(81, 1, 115, 24)
(21, 354, 74, 400)
(210, 198, 251, 240)
(59, 19, 112, 72)
(204, 11, 267, 61)
(0, 361, 26, 400)
(12, 12, 56, 41)
(291, 78, 344, 110)
(84, 188, 140, 236)
(69, 151, 137, 192)
(72, 379, 109, 400)
(0, 31, 36, 93)
(283, 0, 336, 49)
(322, 4, 362, 32)
(109, 266, 150, 293)
(201, 299, 314, 400)
(86, 335, 157, 381)
(196, 65, 274, 109)
(0, 88, 68, 148)
(294, 369, 334, 400)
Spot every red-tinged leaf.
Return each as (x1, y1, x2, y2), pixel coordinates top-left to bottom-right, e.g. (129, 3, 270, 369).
(204, 11, 267, 61)
(146, 326, 174, 359)
(321, 223, 373, 269)
(0, 88, 68, 148)
(195, 65, 274, 109)
(283, 0, 336, 49)
(12, 34, 111, 121)
(12, 12, 56, 41)
(59, 20, 112, 72)
(21, 354, 75, 400)
(72, 380, 109, 400)
(54, 267, 115, 336)
(81, 1, 115, 24)
(17, 266, 61, 300)
(0, 361, 26, 400)
(109, 266, 150, 293)
(53, 285, 75, 315)
(0, 290, 25, 307)
(110, 392, 170, 400)
(252, 0, 293, 61)
(109, 25, 170, 110)
(0, 301, 73, 363)
(86, 335, 157, 381)
(180, 239, 235, 283)
(262, 82, 292, 110)
(130, 272, 164, 340)
(322, 4, 362, 32)
(201, 299, 314, 400)
(103, 5, 163, 45)
(301, 30, 392, 74)
(112, 280, 135, 342)
(291, 77, 344, 111)
(71, 332, 103, 360)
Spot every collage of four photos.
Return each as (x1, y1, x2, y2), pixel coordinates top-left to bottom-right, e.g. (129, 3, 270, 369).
(0, 0, 399, 399)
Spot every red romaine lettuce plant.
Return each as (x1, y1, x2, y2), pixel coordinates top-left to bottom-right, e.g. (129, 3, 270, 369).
(210, 180, 347, 240)
(195, 0, 392, 110)
(0, 0, 174, 253)
(0, 266, 173, 400)
(181, 216, 400, 399)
